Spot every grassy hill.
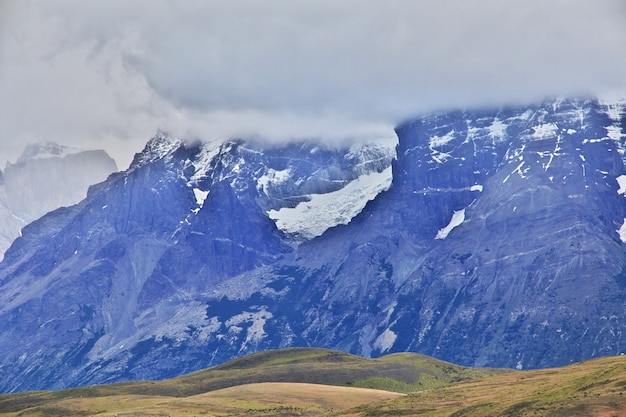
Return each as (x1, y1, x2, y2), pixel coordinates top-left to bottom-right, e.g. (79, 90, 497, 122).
(2, 348, 626, 416)
(0, 348, 499, 416)
(339, 354, 626, 416)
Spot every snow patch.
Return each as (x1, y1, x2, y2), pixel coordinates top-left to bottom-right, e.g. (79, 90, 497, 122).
(599, 95, 626, 121)
(193, 188, 209, 207)
(513, 161, 528, 178)
(435, 209, 465, 240)
(617, 175, 626, 196)
(532, 123, 558, 139)
(518, 109, 534, 120)
(257, 168, 291, 196)
(583, 138, 609, 144)
(488, 119, 507, 139)
(503, 161, 527, 183)
(618, 219, 626, 243)
(429, 130, 455, 148)
(190, 143, 220, 182)
(430, 150, 452, 164)
(268, 166, 392, 240)
(606, 125, 625, 142)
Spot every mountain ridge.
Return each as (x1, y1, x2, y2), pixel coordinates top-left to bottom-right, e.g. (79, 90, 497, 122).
(0, 96, 624, 392)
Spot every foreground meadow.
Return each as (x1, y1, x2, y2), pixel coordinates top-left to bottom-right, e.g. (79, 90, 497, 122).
(2, 349, 626, 416)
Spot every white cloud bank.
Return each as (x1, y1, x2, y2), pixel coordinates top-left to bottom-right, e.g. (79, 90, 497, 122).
(1, 0, 625, 168)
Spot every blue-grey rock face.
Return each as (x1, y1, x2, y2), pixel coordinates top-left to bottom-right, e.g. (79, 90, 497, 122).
(0, 135, 394, 391)
(378, 99, 626, 369)
(257, 98, 626, 370)
(0, 97, 624, 392)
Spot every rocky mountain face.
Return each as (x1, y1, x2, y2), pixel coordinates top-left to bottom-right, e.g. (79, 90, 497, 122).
(291, 97, 626, 370)
(0, 97, 624, 392)
(0, 142, 117, 257)
(0, 135, 394, 391)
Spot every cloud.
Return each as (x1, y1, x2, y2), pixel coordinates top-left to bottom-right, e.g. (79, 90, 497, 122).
(1, 0, 625, 168)
(120, 0, 626, 115)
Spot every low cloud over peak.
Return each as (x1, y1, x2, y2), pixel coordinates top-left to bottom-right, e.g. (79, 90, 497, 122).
(1, 0, 625, 168)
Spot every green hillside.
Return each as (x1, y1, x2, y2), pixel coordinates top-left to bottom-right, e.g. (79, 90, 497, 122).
(2, 349, 626, 416)
(0, 348, 501, 415)
(340, 354, 626, 416)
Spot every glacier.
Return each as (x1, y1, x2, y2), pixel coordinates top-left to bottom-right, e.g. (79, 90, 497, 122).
(267, 166, 392, 239)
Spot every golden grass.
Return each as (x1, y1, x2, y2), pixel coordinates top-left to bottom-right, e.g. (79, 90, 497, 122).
(337, 355, 626, 416)
(5, 349, 626, 417)
(4, 383, 401, 417)
(189, 382, 401, 411)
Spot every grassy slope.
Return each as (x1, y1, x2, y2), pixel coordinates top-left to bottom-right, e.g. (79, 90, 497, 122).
(339, 355, 626, 417)
(0, 383, 402, 417)
(0, 348, 499, 415)
(5, 348, 626, 416)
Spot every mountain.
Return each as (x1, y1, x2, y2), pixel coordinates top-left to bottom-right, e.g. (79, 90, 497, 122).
(0, 135, 394, 392)
(0, 97, 624, 392)
(0, 142, 117, 257)
(268, 96, 626, 370)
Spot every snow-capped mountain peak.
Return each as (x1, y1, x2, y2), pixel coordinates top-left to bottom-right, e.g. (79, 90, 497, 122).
(0, 142, 118, 258)
(129, 130, 184, 170)
(16, 142, 84, 164)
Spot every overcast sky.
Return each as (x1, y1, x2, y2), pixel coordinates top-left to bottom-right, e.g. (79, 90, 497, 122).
(1, 0, 625, 169)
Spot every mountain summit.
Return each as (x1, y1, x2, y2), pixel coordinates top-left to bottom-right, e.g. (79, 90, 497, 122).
(0, 142, 117, 257)
(0, 97, 624, 392)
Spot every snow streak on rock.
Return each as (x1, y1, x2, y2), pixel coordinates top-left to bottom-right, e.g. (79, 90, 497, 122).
(435, 209, 465, 239)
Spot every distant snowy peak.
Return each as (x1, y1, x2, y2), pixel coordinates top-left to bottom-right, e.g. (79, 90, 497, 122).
(129, 131, 184, 170)
(16, 142, 84, 164)
(0, 141, 118, 257)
